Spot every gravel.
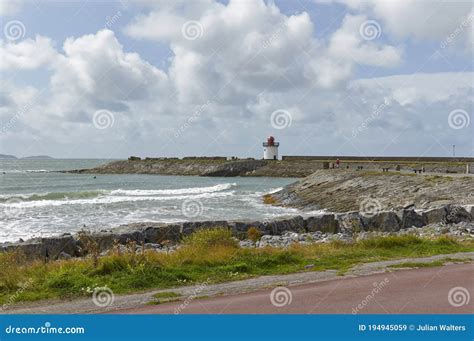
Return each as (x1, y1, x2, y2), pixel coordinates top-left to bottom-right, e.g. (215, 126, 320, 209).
(238, 222, 474, 248)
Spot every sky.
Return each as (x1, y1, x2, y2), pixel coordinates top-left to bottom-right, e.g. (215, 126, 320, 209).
(0, 0, 472, 159)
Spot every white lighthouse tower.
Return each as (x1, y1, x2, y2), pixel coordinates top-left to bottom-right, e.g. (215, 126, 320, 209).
(263, 136, 279, 160)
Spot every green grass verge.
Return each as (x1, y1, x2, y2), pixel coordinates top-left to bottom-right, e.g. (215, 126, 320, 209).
(388, 257, 470, 269)
(0, 229, 473, 305)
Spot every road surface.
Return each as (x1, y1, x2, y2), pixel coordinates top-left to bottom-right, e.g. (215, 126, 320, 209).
(112, 264, 473, 314)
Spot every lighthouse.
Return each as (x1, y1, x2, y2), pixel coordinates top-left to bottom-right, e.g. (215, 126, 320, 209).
(263, 136, 279, 160)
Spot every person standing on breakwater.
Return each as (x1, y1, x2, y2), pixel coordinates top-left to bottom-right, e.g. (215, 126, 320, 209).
(335, 158, 340, 168)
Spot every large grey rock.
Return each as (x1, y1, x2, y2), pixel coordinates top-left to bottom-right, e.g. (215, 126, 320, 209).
(180, 221, 230, 236)
(422, 207, 447, 225)
(42, 235, 78, 258)
(361, 211, 401, 232)
(306, 214, 338, 233)
(398, 209, 425, 228)
(266, 216, 306, 234)
(463, 206, 474, 219)
(0, 235, 78, 260)
(336, 212, 364, 232)
(445, 205, 472, 224)
(143, 224, 181, 243)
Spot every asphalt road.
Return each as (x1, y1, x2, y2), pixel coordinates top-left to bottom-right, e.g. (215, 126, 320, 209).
(113, 264, 473, 314)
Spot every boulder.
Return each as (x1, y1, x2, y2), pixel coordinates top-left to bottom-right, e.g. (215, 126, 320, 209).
(57, 251, 72, 260)
(422, 207, 447, 225)
(306, 214, 338, 233)
(464, 206, 474, 218)
(398, 209, 425, 228)
(445, 205, 472, 224)
(143, 224, 181, 243)
(266, 216, 306, 234)
(336, 212, 364, 232)
(0, 240, 43, 260)
(77, 232, 117, 254)
(41, 235, 78, 259)
(361, 211, 401, 232)
(0, 235, 78, 260)
(180, 221, 230, 236)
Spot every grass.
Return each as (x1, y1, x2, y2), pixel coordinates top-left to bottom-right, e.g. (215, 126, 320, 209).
(152, 291, 181, 299)
(0, 230, 473, 305)
(388, 257, 469, 269)
(148, 291, 182, 305)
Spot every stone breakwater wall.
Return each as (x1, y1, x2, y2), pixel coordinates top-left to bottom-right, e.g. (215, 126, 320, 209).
(64, 158, 473, 178)
(1, 205, 473, 261)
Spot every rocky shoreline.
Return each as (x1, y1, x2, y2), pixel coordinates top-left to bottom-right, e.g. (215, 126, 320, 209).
(2, 204, 472, 261)
(269, 170, 474, 212)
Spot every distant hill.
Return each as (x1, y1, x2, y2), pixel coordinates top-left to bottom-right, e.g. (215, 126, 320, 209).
(21, 155, 54, 160)
(0, 154, 17, 159)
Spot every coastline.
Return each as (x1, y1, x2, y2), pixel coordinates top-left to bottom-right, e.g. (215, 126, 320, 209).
(2, 203, 472, 261)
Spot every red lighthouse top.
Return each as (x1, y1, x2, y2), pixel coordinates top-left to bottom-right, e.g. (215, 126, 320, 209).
(263, 136, 279, 147)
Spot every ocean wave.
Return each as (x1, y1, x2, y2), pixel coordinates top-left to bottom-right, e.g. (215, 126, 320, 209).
(110, 183, 236, 196)
(0, 190, 107, 202)
(0, 183, 237, 203)
(0, 191, 235, 208)
(0, 169, 50, 174)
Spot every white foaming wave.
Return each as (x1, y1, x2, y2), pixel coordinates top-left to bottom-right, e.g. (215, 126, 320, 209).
(0, 169, 50, 173)
(267, 187, 283, 194)
(0, 191, 235, 208)
(110, 183, 236, 196)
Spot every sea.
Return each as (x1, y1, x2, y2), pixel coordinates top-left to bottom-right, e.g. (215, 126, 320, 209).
(0, 159, 303, 242)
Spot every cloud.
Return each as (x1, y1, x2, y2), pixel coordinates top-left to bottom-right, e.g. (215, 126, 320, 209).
(327, 14, 402, 67)
(126, 0, 400, 100)
(328, 0, 473, 49)
(49, 29, 169, 122)
(0, 0, 25, 16)
(0, 0, 472, 158)
(0, 36, 57, 70)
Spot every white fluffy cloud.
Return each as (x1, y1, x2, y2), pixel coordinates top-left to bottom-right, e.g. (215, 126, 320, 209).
(328, 0, 473, 48)
(49, 30, 169, 119)
(1, 0, 472, 158)
(0, 36, 57, 70)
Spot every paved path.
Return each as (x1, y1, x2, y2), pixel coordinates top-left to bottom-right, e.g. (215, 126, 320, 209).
(113, 263, 474, 314)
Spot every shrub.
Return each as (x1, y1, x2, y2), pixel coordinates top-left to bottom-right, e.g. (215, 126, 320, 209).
(263, 194, 278, 205)
(247, 227, 262, 243)
(182, 228, 238, 249)
(77, 230, 100, 267)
